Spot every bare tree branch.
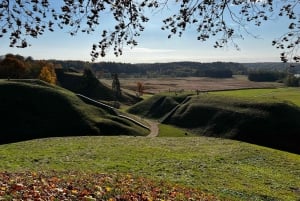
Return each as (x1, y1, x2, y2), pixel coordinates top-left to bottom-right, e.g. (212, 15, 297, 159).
(0, 0, 299, 62)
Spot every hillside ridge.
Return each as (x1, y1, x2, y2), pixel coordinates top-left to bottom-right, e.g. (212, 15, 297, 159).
(0, 80, 148, 143)
(128, 92, 300, 154)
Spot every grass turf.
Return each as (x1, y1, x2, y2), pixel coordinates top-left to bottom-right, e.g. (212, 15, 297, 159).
(209, 87, 300, 106)
(0, 136, 299, 200)
(158, 124, 195, 137)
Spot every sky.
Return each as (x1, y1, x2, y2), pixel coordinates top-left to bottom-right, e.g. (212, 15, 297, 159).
(0, 1, 293, 63)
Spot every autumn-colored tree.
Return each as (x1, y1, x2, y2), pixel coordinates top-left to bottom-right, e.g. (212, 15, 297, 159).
(0, 55, 28, 79)
(38, 64, 57, 84)
(137, 82, 144, 96)
(25, 59, 42, 78)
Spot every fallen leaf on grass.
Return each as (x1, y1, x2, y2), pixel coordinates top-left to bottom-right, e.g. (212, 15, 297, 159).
(0, 171, 220, 200)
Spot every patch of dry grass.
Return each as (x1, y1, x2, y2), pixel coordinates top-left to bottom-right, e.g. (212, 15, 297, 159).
(102, 76, 282, 94)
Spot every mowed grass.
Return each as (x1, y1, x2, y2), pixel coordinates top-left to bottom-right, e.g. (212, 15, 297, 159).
(210, 87, 300, 106)
(0, 137, 300, 201)
(158, 124, 195, 137)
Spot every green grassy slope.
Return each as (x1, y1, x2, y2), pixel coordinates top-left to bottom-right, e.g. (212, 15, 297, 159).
(56, 71, 115, 100)
(0, 136, 299, 201)
(0, 80, 148, 143)
(128, 90, 300, 154)
(127, 93, 190, 119)
(210, 87, 300, 106)
(56, 71, 141, 104)
(158, 124, 195, 137)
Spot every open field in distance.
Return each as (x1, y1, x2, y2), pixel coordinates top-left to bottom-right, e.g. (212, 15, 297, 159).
(101, 76, 283, 94)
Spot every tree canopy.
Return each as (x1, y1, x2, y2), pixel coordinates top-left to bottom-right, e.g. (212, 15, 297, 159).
(0, 0, 299, 62)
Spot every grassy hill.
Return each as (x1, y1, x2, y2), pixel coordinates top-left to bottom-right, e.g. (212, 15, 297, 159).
(0, 136, 299, 200)
(128, 93, 191, 119)
(128, 88, 300, 154)
(56, 69, 141, 104)
(0, 80, 148, 143)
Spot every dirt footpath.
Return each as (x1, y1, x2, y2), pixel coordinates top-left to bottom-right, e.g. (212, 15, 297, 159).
(145, 119, 159, 137)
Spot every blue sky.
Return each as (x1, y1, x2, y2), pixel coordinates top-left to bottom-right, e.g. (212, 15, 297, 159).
(0, 2, 292, 63)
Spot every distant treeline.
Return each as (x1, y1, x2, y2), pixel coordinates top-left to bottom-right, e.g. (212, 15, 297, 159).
(51, 60, 246, 78)
(50, 60, 300, 78)
(243, 62, 300, 73)
(248, 71, 286, 82)
(248, 70, 300, 86)
(2, 55, 299, 82)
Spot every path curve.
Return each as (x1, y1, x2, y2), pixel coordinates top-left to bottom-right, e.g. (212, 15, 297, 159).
(145, 119, 159, 137)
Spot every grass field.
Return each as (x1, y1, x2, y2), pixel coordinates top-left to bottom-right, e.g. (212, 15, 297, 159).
(210, 87, 300, 106)
(102, 76, 282, 94)
(158, 124, 195, 137)
(0, 136, 299, 200)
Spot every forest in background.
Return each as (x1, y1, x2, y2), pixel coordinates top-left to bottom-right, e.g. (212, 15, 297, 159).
(1, 54, 300, 86)
(50, 60, 300, 78)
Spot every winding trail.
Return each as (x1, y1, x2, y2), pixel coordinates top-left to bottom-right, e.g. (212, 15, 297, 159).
(145, 119, 159, 137)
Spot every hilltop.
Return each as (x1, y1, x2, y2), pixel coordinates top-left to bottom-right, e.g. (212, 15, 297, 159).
(55, 68, 141, 105)
(0, 136, 299, 200)
(0, 79, 148, 143)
